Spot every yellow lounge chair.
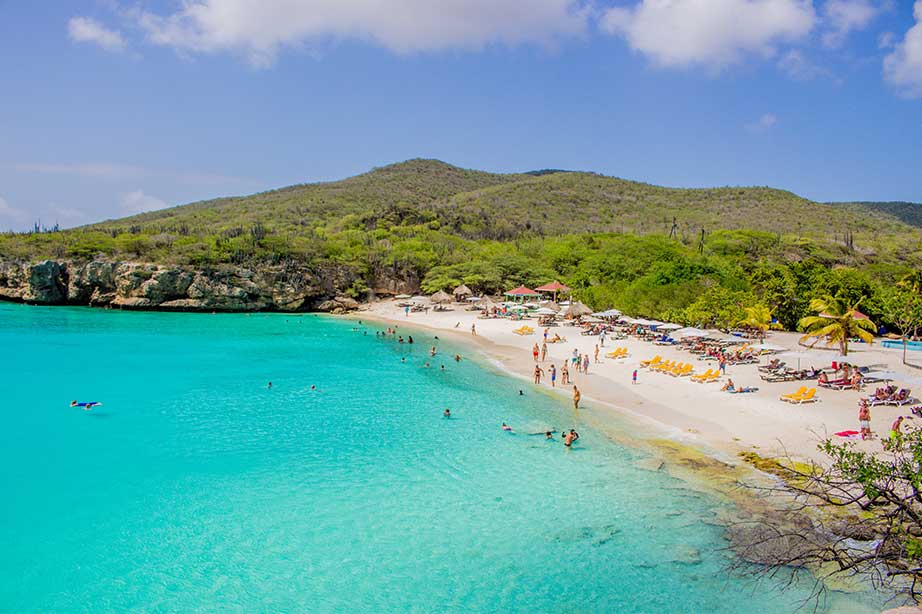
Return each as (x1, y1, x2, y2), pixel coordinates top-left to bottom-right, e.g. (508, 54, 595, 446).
(640, 356, 662, 368)
(691, 369, 714, 382)
(780, 386, 807, 401)
(789, 388, 818, 404)
(703, 372, 721, 383)
(677, 365, 694, 377)
(653, 360, 674, 372)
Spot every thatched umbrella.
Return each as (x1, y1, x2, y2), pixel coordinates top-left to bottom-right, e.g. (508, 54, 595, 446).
(453, 284, 472, 301)
(431, 290, 453, 304)
(541, 301, 562, 313)
(565, 300, 593, 318)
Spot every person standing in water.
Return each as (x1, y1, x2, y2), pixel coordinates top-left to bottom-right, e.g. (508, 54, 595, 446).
(573, 385, 581, 410)
(534, 365, 545, 384)
(563, 429, 580, 448)
(561, 362, 570, 385)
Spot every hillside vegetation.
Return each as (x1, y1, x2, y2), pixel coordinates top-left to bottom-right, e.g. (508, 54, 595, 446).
(2, 159, 921, 330)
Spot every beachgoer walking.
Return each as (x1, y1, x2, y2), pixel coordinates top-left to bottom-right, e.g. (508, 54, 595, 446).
(541, 342, 548, 362)
(534, 365, 545, 384)
(858, 401, 871, 440)
(404, 305, 410, 317)
(594, 345, 599, 363)
(573, 385, 581, 410)
(550, 364, 557, 388)
(561, 363, 570, 385)
(544, 328, 549, 342)
(582, 354, 589, 374)
(887, 416, 904, 449)
(632, 369, 638, 385)
(471, 322, 477, 335)
(572, 349, 579, 367)
(600, 332, 606, 347)
(718, 357, 726, 375)
(533, 343, 540, 362)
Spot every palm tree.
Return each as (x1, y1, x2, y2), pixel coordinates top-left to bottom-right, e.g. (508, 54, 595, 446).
(737, 305, 779, 341)
(798, 295, 875, 356)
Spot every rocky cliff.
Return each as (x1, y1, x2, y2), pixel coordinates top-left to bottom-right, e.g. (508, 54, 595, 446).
(0, 260, 383, 312)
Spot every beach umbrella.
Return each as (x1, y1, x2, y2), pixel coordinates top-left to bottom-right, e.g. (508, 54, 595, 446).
(466, 296, 482, 302)
(411, 295, 429, 302)
(541, 301, 562, 313)
(863, 370, 901, 382)
(395, 294, 412, 299)
(657, 323, 682, 331)
(452, 284, 472, 300)
(430, 290, 452, 304)
(751, 343, 787, 352)
(535, 307, 557, 316)
(565, 301, 593, 318)
(778, 351, 824, 370)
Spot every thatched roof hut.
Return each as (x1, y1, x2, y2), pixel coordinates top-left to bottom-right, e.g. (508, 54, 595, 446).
(453, 284, 472, 300)
(431, 290, 453, 304)
(565, 300, 593, 318)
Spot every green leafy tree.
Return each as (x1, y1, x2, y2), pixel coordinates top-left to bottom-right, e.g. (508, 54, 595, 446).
(798, 295, 875, 355)
(878, 286, 922, 364)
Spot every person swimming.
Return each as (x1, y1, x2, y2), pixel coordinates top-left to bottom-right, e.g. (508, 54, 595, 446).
(444, 409, 451, 418)
(502, 423, 513, 432)
(267, 382, 273, 389)
(70, 400, 101, 410)
(310, 385, 317, 391)
(546, 431, 554, 440)
(563, 429, 580, 447)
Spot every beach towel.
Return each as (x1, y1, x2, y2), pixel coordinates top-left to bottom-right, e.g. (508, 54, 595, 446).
(834, 430, 861, 439)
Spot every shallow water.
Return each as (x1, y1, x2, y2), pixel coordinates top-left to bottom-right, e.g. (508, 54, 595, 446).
(0, 304, 879, 612)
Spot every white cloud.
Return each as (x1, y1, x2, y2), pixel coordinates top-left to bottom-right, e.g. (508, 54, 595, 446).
(879, 31, 895, 48)
(883, 1, 922, 98)
(600, 0, 815, 70)
(822, 0, 882, 48)
(68, 16, 126, 52)
(120, 190, 168, 214)
(777, 48, 835, 80)
(747, 113, 779, 131)
(131, 0, 589, 66)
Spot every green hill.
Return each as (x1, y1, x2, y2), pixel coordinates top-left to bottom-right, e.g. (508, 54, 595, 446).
(829, 201, 922, 229)
(2, 159, 921, 329)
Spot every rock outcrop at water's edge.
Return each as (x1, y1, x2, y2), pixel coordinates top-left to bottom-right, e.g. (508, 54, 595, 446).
(0, 259, 376, 313)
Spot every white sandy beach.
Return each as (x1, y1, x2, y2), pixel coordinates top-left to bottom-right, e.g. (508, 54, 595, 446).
(359, 299, 921, 465)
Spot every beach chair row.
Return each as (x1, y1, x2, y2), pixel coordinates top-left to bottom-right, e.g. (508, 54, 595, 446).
(605, 347, 629, 359)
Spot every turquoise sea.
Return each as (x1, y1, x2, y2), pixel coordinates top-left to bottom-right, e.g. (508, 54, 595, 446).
(0, 303, 879, 613)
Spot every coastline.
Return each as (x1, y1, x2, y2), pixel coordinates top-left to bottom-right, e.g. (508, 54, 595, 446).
(349, 300, 920, 469)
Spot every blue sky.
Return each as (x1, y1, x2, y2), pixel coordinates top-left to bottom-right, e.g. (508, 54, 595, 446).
(1, 0, 921, 231)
